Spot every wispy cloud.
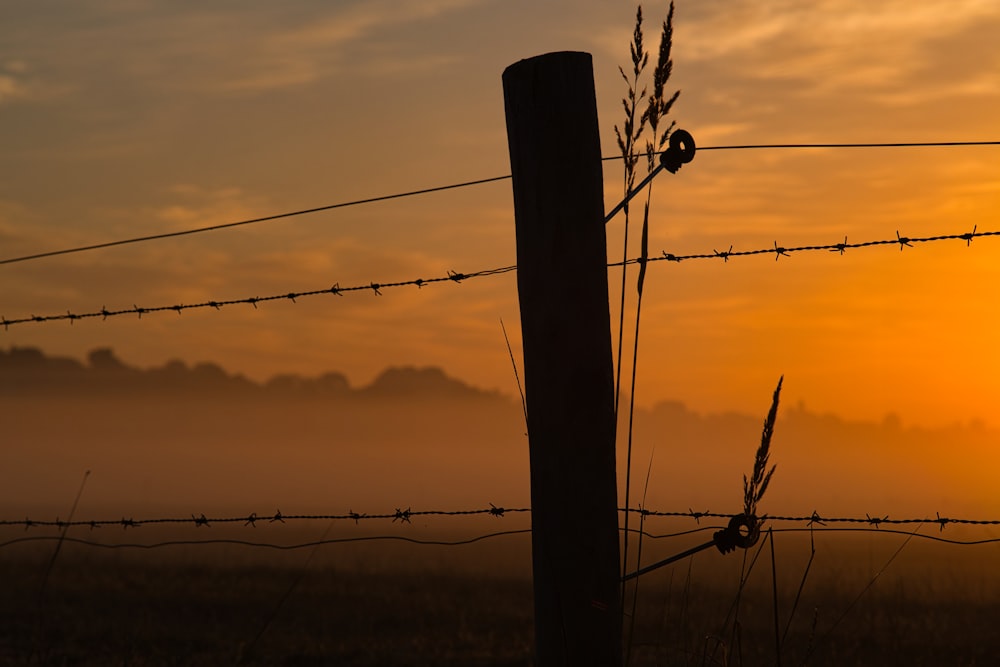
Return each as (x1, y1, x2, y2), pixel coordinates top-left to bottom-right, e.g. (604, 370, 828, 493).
(678, 1, 1000, 98)
(221, 1, 478, 91)
(2, 1, 482, 101)
(0, 60, 69, 106)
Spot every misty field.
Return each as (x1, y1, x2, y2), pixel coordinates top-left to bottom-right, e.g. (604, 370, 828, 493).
(4, 351, 999, 664)
(2, 525, 998, 666)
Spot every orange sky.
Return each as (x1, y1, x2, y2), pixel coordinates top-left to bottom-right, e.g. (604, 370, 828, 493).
(2, 1, 1000, 428)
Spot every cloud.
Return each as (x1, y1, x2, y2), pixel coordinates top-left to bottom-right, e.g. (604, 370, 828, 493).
(0, 61, 56, 106)
(213, 0, 484, 92)
(677, 1, 1000, 99)
(1, 1, 484, 105)
(149, 185, 259, 232)
(0, 74, 26, 104)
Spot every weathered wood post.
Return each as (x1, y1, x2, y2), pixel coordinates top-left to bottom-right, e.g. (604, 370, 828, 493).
(503, 52, 621, 666)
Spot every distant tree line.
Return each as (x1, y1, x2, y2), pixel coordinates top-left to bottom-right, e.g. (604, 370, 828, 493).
(0, 346, 500, 401)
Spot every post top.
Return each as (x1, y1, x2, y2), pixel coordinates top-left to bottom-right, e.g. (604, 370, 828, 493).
(502, 51, 592, 79)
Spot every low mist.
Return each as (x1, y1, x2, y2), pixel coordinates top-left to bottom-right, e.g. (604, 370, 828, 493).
(2, 346, 997, 523)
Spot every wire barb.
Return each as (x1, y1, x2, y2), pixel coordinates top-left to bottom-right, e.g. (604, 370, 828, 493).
(714, 245, 733, 262)
(961, 225, 978, 246)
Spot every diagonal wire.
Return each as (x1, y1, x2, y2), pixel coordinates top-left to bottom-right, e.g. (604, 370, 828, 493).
(0, 175, 512, 267)
(3, 141, 997, 267)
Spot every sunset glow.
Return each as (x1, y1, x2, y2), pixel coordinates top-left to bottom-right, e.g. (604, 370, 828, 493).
(3, 5, 1000, 664)
(2, 3, 998, 430)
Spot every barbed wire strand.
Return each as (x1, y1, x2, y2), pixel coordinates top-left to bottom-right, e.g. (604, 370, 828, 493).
(631, 226, 998, 265)
(622, 508, 1000, 529)
(3, 141, 997, 268)
(3, 507, 998, 531)
(0, 506, 529, 529)
(3, 226, 997, 330)
(0, 265, 516, 329)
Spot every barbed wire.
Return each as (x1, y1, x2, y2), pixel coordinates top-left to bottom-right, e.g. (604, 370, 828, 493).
(4, 140, 995, 268)
(3, 225, 997, 330)
(0, 264, 516, 329)
(0, 505, 529, 530)
(3, 506, 998, 532)
(632, 226, 997, 265)
(621, 508, 1000, 530)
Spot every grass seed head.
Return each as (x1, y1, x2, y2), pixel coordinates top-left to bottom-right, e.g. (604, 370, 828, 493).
(744, 376, 783, 518)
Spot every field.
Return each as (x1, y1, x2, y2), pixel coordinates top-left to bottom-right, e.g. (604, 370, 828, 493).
(3, 523, 998, 666)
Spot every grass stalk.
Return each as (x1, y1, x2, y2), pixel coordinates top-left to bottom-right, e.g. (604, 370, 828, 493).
(782, 523, 817, 645)
(238, 520, 336, 664)
(802, 522, 924, 665)
(39, 469, 91, 597)
(625, 449, 656, 667)
(769, 528, 782, 666)
(615, 7, 649, 615)
(499, 317, 527, 430)
(616, 4, 681, 640)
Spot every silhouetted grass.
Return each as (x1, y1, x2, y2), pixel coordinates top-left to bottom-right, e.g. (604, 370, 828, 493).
(3, 531, 998, 666)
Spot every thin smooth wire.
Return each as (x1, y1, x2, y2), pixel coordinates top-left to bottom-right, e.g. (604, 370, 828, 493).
(5, 526, 998, 556)
(0, 175, 512, 266)
(0, 531, 533, 551)
(696, 140, 1000, 151)
(600, 140, 1000, 163)
(3, 141, 997, 267)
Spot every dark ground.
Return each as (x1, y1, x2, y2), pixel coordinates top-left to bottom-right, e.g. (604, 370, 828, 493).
(2, 528, 998, 666)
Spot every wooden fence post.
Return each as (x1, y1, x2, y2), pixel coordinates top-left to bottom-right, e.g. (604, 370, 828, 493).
(503, 51, 621, 666)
